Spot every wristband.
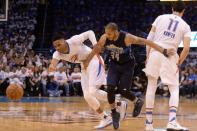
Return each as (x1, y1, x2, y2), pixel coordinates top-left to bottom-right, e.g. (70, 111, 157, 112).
(163, 49, 168, 57)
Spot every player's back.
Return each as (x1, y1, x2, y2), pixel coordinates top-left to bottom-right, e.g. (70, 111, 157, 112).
(153, 14, 191, 50)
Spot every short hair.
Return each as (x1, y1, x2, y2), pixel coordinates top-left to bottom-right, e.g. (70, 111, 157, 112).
(52, 31, 66, 42)
(172, 1, 186, 13)
(105, 22, 119, 31)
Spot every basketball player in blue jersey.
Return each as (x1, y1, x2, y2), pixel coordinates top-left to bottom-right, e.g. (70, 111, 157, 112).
(83, 23, 175, 129)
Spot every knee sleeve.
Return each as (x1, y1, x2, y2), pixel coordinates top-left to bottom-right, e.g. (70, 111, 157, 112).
(107, 85, 116, 104)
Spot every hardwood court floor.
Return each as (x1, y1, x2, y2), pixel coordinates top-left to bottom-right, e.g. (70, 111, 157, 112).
(0, 96, 196, 131)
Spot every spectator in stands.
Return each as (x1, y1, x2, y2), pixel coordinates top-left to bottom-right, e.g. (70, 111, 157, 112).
(47, 73, 63, 97)
(71, 66, 82, 96)
(66, 67, 74, 96)
(40, 67, 48, 96)
(54, 66, 69, 96)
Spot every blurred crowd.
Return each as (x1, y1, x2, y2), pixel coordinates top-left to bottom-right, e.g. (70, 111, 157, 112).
(0, 0, 196, 98)
(53, 0, 196, 38)
(0, 0, 83, 97)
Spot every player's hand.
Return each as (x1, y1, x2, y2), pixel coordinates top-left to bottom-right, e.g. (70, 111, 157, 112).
(167, 48, 176, 56)
(94, 43, 103, 54)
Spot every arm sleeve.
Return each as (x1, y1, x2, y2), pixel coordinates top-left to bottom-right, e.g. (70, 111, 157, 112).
(52, 51, 61, 60)
(67, 30, 97, 46)
(78, 30, 97, 45)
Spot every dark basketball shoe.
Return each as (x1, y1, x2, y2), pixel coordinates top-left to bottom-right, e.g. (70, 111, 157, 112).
(132, 98, 144, 117)
(111, 111, 120, 130)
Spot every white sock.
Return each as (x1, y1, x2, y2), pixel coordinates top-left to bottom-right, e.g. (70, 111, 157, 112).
(169, 106, 177, 122)
(146, 108, 153, 124)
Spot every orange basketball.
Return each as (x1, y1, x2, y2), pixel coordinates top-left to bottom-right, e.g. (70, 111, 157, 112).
(6, 84, 24, 100)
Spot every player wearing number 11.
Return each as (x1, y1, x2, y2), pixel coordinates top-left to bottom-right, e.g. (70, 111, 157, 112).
(144, 1, 191, 131)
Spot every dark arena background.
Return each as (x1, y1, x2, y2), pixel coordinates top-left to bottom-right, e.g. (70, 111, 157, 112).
(0, 0, 196, 131)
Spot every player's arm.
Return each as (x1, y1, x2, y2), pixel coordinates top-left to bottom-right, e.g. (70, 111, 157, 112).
(48, 51, 60, 72)
(83, 34, 107, 69)
(178, 37, 190, 65)
(145, 15, 161, 56)
(78, 30, 106, 52)
(78, 30, 105, 58)
(78, 30, 97, 45)
(178, 24, 191, 66)
(125, 33, 172, 57)
(48, 58, 59, 72)
(146, 26, 156, 57)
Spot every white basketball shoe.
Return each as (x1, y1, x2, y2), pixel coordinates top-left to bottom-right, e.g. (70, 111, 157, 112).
(94, 115, 112, 130)
(167, 121, 189, 131)
(117, 101, 128, 121)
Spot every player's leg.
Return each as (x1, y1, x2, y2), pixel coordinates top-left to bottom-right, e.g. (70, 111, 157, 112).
(160, 54, 188, 131)
(85, 59, 112, 129)
(118, 61, 144, 117)
(81, 70, 106, 115)
(143, 51, 161, 131)
(88, 58, 129, 129)
(87, 58, 108, 102)
(145, 76, 158, 131)
(107, 61, 121, 129)
(81, 71, 102, 111)
(166, 85, 188, 131)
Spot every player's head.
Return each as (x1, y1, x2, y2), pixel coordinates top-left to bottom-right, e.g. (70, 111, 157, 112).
(172, 1, 186, 17)
(52, 32, 67, 53)
(105, 22, 119, 40)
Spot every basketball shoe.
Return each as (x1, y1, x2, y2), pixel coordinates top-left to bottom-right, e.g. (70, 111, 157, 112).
(166, 121, 189, 131)
(94, 115, 112, 129)
(111, 111, 120, 130)
(117, 101, 127, 121)
(133, 97, 144, 117)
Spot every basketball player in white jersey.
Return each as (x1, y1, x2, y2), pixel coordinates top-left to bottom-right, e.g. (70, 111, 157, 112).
(48, 30, 128, 129)
(144, 1, 191, 131)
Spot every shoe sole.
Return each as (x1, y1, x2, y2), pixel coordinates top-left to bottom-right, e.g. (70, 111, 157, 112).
(113, 122, 120, 130)
(167, 128, 189, 131)
(94, 121, 112, 130)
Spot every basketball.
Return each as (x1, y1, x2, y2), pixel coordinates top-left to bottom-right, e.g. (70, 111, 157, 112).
(6, 84, 24, 100)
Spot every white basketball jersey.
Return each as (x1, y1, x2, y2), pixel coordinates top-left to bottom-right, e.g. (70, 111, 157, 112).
(53, 31, 97, 63)
(152, 14, 191, 50)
